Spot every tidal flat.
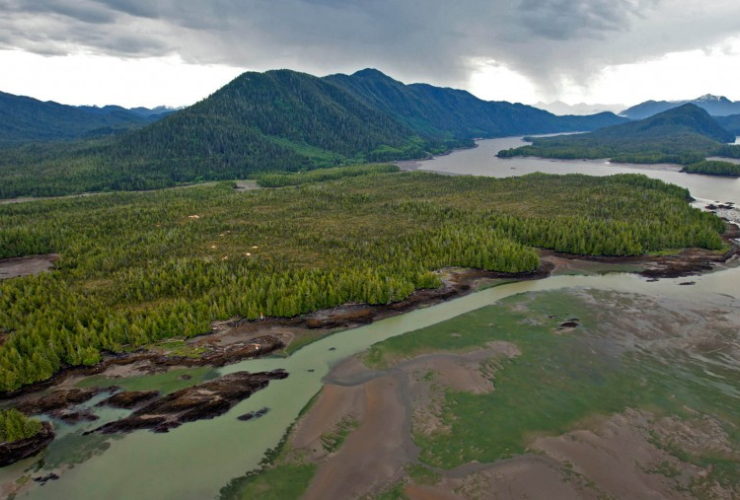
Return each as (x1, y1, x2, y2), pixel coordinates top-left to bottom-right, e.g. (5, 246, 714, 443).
(232, 286, 740, 500)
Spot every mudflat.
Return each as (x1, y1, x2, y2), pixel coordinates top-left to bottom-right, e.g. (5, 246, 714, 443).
(256, 286, 740, 499)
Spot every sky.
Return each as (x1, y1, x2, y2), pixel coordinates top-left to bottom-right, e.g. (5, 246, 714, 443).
(1, 0, 740, 109)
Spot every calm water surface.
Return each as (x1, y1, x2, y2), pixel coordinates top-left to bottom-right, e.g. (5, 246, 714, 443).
(405, 136, 740, 206)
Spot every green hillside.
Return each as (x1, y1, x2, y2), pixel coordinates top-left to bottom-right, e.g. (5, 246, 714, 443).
(499, 104, 738, 165)
(326, 69, 626, 140)
(717, 113, 740, 136)
(0, 69, 628, 199)
(0, 90, 152, 144)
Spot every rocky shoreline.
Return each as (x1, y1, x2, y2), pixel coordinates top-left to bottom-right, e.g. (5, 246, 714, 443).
(89, 370, 288, 435)
(0, 422, 55, 467)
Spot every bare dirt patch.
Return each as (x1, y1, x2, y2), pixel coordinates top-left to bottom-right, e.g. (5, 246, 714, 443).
(0, 254, 59, 280)
(301, 372, 415, 500)
(282, 343, 520, 499)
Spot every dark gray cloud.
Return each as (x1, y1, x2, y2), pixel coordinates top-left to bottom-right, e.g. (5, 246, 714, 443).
(1, 0, 740, 99)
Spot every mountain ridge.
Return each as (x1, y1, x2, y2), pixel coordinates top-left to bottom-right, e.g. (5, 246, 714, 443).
(0, 67, 629, 198)
(0, 90, 175, 144)
(498, 104, 738, 164)
(621, 95, 740, 119)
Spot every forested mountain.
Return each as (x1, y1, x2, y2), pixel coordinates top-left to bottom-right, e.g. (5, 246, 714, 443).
(498, 104, 739, 164)
(621, 94, 740, 120)
(0, 91, 165, 144)
(717, 114, 740, 136)
(77, 104, 175, 121)
(0, 68, 628, 198)
(325, 69, 627, 139)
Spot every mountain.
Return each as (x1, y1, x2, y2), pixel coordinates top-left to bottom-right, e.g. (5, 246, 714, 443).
(0, 68, 628, 198)
(583, 103, 735, 144)
(0, 91, 168, 144)
(499, 104, 737, 164)
(621, 95, 740, 119)
(77, 104, 177, 121)
(534, 101, 624, 116)
(717, 114, 740, 137)
(326, 69, 627, 139)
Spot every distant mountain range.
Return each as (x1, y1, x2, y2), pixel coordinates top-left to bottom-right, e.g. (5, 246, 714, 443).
(534, 101, 625, 116)
(621, 95, 740, 120)
(77, 105, 177, 120)
(0, 92, 175, 144)
(0, 68, 629, 198)
(498, 104, 738, 165)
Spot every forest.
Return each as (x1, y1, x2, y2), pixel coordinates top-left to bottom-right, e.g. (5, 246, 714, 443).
(255, 164, 400, 187)
(682, 160, 740, 176)
(0, 408, 43, 443)
(498, 104, 739, 166)
(0, 171, 727, 392)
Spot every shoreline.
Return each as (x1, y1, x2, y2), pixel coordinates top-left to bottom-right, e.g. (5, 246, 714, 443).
(4, 225, 738, 405)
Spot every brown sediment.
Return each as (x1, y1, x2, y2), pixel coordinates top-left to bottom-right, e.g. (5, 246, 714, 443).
(301, 371, 415, 500)
(0, 254, 59, 280)
(286, 344, 520, 500)
(271, 288, 740, 500)
(404, 485, 463, 500)
(528, 409, 735, 500)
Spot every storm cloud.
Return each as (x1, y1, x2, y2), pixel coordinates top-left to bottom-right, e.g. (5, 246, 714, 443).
(2, 0, 740, 99)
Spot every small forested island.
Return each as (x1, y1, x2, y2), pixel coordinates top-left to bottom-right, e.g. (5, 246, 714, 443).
(498, 104, 740, 167)
(682, 160, 740, 176)
(0, 408, 53, 466)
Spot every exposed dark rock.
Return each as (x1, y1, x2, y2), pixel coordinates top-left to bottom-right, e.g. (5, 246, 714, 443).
(48, 408, 100, 424)
(16, 388, 102, 415)
(0, 422, 55, 467)
(97, 390, 160, 409)
(33, 472, 60, 483)
(90, 370, 288, 435)
(237, 407, 270, 421)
